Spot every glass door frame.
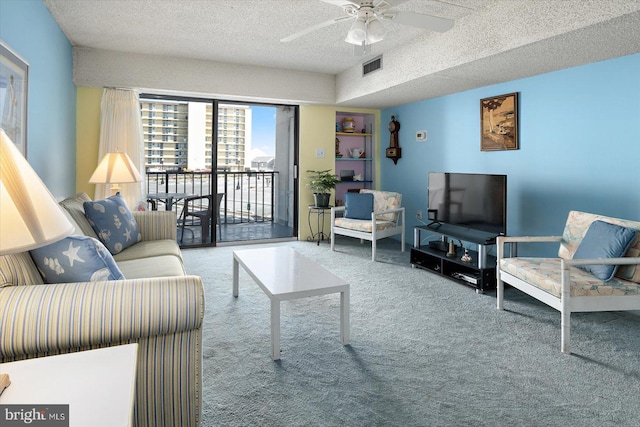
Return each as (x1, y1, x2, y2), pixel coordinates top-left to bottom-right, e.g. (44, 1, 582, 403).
(140, 93, 299, 247)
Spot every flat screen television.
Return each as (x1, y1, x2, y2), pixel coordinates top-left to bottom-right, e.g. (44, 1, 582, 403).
(428, 172, 507, 235)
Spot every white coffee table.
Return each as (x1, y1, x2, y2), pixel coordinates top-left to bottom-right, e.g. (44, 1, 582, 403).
(233, 246, 350, 360)
(0, 344, 138, 426)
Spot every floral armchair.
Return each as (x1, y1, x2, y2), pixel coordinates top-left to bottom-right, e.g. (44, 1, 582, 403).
(330, 189, 405, 261)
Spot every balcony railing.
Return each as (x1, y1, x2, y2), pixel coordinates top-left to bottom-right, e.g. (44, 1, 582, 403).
(145, 170, 277, 225)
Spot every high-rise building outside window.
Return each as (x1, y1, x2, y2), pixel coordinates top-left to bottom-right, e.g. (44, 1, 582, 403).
(140, 99, 252, 172)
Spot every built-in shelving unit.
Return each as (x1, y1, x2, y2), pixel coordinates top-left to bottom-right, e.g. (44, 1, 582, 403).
(334, 113, 375, 205)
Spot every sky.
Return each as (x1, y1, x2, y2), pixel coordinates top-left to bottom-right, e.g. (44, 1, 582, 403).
(251, 106, 276, 157)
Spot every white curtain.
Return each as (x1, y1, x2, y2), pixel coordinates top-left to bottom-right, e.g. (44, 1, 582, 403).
(95, 88, 145, 208)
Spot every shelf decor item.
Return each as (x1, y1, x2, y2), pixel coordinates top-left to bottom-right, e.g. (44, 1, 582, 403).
(481, 92, 519, 151)
(342, 117, 355, 133)
(306, 169, 340, 208)
(348, 148, 364, 158)
(386, 115, 401, 164)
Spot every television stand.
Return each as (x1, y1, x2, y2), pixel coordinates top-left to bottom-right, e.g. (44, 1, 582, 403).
(410, 224, 500, 293)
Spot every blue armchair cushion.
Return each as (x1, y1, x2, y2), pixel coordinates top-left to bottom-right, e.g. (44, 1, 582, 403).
(344, 192, 374, 220)
(30, 235, 125, 283)
(84, 193, 142, 254)
(574, 220, 637, 281)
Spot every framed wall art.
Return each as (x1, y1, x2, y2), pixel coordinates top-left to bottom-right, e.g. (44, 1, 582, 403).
(0, 40, 29, 156)
(480, 92, 518, 151)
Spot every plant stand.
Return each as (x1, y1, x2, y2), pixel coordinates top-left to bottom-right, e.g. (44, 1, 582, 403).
(307, 205, 332, 245)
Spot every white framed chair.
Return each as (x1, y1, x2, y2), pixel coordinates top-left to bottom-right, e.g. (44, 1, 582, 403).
(330, 189, 405, 261)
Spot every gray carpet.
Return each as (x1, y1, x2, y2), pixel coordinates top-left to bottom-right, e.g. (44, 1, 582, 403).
(182, 238, 640, 427)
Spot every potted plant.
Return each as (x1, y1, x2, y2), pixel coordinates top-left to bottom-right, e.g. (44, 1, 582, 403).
(306, 169, 340, 207)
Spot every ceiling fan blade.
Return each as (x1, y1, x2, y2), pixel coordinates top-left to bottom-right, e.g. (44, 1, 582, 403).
(320, 0, 360, 7)
(373, 0, 398, 10)
(375, 0, 409, 6)
(280, 16, 354, 42)
(384, 10, 454, 33)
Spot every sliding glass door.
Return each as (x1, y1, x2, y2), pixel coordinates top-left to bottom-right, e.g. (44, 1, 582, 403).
(140, 94, 298, 247)
(214, 101, 298, 244)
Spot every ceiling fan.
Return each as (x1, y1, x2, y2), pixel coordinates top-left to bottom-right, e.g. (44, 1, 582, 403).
(280, 0, 454, 49)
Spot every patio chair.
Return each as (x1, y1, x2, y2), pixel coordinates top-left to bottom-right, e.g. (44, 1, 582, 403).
(180, 193, 224, 243)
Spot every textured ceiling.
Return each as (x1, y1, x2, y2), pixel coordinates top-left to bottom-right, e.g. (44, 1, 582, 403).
(44, 0, 640, 108)
(44, 0, 485, 74)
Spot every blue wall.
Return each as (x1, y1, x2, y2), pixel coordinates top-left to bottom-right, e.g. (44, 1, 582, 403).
(0, 0, 76, 198)
(381, 53, 640, 256)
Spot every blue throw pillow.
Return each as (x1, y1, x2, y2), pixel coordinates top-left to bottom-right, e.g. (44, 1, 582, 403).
(344, 192, 374, 220)
(30, 235, 125, 283)
(84, 194, 141, 254)
(574, 220, 637, 281)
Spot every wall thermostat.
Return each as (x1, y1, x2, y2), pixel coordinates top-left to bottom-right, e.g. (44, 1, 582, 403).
(416, 130, 427, 141)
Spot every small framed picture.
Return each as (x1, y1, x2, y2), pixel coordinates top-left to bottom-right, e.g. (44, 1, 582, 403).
(0, 40, 29, 157)
(480, 92, 518, 151)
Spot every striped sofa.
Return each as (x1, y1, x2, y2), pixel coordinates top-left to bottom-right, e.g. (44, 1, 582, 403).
(0, 193, 205, 426)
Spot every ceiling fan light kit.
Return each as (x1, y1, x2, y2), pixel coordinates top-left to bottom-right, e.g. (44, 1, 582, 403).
(366, 18, 385, 43)
(367, 19, 387, 43)
(345, 16, 385, 45)
(345, 18, 367, 44)
(281, 0, 454, 51)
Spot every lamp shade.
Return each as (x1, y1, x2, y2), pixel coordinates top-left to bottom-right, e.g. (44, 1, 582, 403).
(0, 129, 75, 255)
(89, 152, 143, 185)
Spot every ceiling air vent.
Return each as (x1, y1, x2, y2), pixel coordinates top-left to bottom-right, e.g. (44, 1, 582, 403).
(362, 55, 382, 76)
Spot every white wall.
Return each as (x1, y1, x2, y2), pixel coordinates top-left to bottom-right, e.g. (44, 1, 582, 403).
(73, 47, 335, 106)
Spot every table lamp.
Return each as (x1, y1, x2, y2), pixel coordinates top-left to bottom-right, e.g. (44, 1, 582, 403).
(89, 151, 143, 196)
(0, 129, 75, 255)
